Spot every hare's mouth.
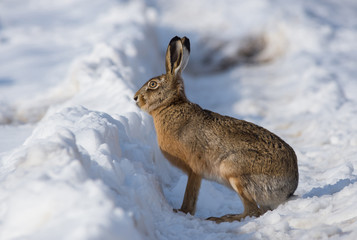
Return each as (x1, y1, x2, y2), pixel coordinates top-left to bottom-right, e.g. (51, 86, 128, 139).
(136, 101, 144, 109)
(135, 99, 142, 108)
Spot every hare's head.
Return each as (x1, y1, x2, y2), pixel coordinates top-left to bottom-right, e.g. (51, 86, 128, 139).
(134, 36, 190, 114)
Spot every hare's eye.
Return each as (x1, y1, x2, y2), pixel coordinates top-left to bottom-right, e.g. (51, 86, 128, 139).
(148, 81, 158, 89)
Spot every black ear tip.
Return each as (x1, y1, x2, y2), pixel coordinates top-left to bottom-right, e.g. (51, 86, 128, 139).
(169, 36, 190, 52)
(169, 36, 181, 45)
(182, 36, 190, 52)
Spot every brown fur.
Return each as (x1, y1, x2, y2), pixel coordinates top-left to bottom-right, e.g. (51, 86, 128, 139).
(134, 36, 298, 223)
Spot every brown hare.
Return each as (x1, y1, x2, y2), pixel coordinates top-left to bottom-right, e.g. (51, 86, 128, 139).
(134, 36, 298, 223)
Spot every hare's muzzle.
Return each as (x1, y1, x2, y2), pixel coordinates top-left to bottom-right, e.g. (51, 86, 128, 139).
(133, 92, 142, 109)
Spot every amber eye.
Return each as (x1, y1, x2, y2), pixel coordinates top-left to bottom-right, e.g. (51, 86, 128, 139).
(148, 80, 158, 89)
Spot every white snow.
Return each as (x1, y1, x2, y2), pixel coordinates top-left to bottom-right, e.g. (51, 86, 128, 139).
(1, 0, 357, 239)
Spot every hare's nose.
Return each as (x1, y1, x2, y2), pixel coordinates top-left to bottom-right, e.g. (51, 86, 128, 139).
(134, 95, 138, 101)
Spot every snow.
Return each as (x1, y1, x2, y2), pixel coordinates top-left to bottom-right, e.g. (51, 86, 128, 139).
(1, 0, 357, 239)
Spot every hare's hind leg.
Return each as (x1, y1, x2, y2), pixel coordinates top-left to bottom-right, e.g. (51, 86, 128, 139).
(207, 177, 265, 223)
(176, 171, 202, 215)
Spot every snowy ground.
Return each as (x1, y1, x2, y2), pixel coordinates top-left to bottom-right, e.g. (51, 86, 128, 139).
(1, 0, 357, 239)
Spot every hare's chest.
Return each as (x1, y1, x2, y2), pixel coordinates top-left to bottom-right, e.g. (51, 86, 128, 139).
(154, 114, 199, 172)
(158, 134, 191, 173)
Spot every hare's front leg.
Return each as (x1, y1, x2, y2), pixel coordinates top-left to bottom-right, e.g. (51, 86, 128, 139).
(178, 171, 202, 215)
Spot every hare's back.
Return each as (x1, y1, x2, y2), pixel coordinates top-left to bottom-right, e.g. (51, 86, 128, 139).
(197, 109, 297, 174)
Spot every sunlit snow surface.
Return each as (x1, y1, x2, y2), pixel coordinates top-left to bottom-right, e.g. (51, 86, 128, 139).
(1, 0, 357, 239)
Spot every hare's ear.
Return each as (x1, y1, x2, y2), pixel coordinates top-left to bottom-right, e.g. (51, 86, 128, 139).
(165, 36, 190, 75)
(181, 36, 190, 71)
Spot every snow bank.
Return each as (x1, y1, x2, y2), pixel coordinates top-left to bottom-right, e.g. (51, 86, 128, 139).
(1, 0, 357, 239)
(1, 106, 162, 239)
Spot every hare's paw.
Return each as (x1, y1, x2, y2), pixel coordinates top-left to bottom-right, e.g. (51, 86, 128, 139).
(173, 208, 190, 214)
(173, 208, 186, 214)
(206, 213, 246, 223)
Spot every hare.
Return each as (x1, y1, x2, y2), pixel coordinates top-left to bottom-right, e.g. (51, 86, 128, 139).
(134, 36, 298, 223)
